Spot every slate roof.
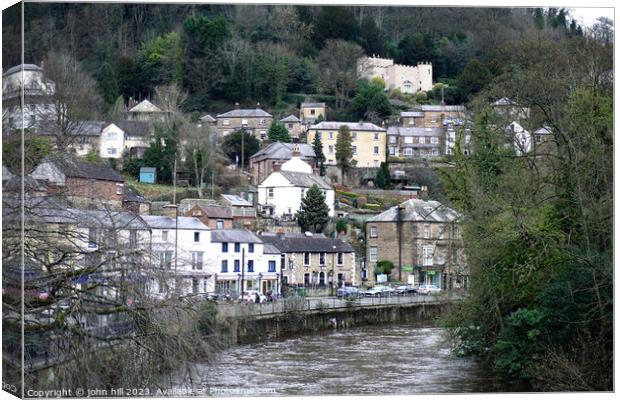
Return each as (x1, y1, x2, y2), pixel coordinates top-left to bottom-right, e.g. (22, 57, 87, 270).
(387, 126, 445, 136)
(301, 102, 326, 108)
(280, 114, 301, 123)
(401, 111, 424, 117)
(250, 142, 316, 162)
(200, 114, 216, 122)
(36, 121, 106, 136)
(367, 199, 460, 223)
(221, 194, 252, 207)
(263, 243, 282, 254)
(128, 99, 163, 113)
(216, 108, 272, 118)
(115, 120, 151, 137)
(210, 229, 262, 243)
(141, 215, 209, 230)
(123, 185, 150, 204)
(3, 64, 43, 76)
(279, 171, 332, 190)
(47, 158, 123, 182)
(534, 126, 552, 135)
(3, 175, 46, 193)
(199, 204, 233, 219)
(259, 232, 354, 253)
(416, 105, 466, 112)
(310, 121, 385, 132)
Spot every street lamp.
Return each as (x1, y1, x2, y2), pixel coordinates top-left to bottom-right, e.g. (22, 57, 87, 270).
(331, 244, 336, 296)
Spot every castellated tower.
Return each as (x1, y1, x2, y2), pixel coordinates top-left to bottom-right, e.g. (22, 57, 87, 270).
(357, 56, 433, 94)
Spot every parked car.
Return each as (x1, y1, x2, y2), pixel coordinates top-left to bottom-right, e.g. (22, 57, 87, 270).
(394, 284, 417, 295)
(364, 285, 396, 297)
(242, 290, 268, 303)
(336, 286, 361, 299)
(418, 284, 442, 295)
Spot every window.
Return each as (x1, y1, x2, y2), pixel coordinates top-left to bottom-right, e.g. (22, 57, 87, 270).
(370, 246, 378, 262)
(248, 260, 254, 272)
(223, 119, 230, 126)
(404, 136, 413, 144)
(431, 137, 439, 144)
(160, 251, 172, 269)
(234, 260, 240, 272)
(409, 119, 415, 126)
(404, 148, 413, 156)
(351, 132, 357, 140)
(268, 188, 274, 198)
(424, 224, 431, 239)
(162, 230, 168, 241)
(192, 252, 203, 270)
(389, 147, 396, 156)
(304, 273, 310, 286)
(259, 119, 266, 125)
(158, 278, 167, 294)
(192, 278, 199, 294)
(268, 260, 276, 272)
(423, 245, 434, 266)
(373, 146, 379, 155)
(116, 183, 123, 195)
(241, 119, 248, 125)
(432, 148, 439, 156)
(310, 109, 316, 115)
(221, 260, 228, 273)
(337, 252, 344, 265)
(216, 220, 224, 230)
(288, 123, 293, 129)
(108, 132, 117, 140)
(260, 131, 267, 140)
(370, 226, 378, 238)
(304, 252, 310, 265)
(319, 252, 326, 265)
(129, 230, 137, 247)
(374, 132, 379, 140)
(389, 136, 397, 144)
(194, 232, 200, 242)
(352, 146, 357, 155)
(329, 131, 334, 139)
(249, 243, 254, 253)
(234, 243, 240, 252)
(222, 242, 228, 253)
(328, 145, 334, 154)
(107, 148, 117, 155)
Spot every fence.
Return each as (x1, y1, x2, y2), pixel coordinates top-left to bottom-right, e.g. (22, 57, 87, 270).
(216, 292, 463, 318)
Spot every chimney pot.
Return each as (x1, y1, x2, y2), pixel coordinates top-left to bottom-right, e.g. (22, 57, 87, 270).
(273, 162, 281, 172)
(235, 102, 240, 109)
(163, 204, 178, 219)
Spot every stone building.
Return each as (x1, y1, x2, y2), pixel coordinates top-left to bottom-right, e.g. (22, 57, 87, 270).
(306, 121, 386, 168)
(299, 102, 326, 124)
(259, 232, 356, 290)
(387, 126, 445, 158)
(215, 104, 273, 140)
(249, 141, 316, 185)
(357, 56, 433, 94)
(185, 204, 234, 230)
(280, 114, 304, 139)
(416, 105, 466, 128)
(365, 199, 467, 290)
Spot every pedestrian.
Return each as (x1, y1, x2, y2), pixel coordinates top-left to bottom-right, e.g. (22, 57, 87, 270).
(255, 292, 260, 304)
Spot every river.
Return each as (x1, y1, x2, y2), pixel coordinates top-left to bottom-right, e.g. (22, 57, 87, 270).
(185, 322, 526, 396)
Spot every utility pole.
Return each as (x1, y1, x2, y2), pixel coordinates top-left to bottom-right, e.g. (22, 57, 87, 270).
(397, 205, 403, 282)
(241, 125, 247, 172)
(241, 247, 245, 300)
(172, 154, 177, 204)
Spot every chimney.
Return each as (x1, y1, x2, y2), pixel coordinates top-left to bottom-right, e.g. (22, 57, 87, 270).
(235, 102, 240, 109)
(163, 204, 178, 219)
(256, 102, 261, 108)
(291, 142, 300, 158)
(419, 186, 429, 200)
(276, 228, 285, 237)
(273, 162, 282, 172)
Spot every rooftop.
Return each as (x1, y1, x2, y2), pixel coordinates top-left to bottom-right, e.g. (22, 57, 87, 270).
(401, 111, 425, 117)
(197, 204, 233, 219)
(128, 99, 163, 113)
(221, 194, 253, 207)
(45, 157, 124, 182)
(416, 105, 466, 112)
(210, 229, 262, 243)
(140, 215, 209, 230)
(114, 120, 151, 137)
(200, 114, 216, 122)
(259, 232, 354, 253)
(310, 121, 385, 132)
(367, 199, 460, 223)
(3, 64, 43, 76)
(387, 126, 445, 136)
(250, 142, 316, 162)
(280, 114, 301, 123)
(216, 108, 272, 118)
(279, 171, 332, 190)
(301, 102, 326, 108)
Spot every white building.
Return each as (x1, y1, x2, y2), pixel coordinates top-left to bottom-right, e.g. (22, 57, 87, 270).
(508, 121, 532, 156)
(258, 154, 334, 218)
(357, 56, 433, 94)
(141, 215, 212, 298)
(208, 230, 281, 296)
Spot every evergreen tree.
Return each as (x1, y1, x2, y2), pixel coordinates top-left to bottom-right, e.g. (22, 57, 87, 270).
(296, 185, 330, 233)
(267, 120, 291, 143)
(335, 125, 354, 183)
(375, 162, 392, 189)
(221, 129, 261, 166)
(96, 61, 119, 107)
(312, 133, 326, 176)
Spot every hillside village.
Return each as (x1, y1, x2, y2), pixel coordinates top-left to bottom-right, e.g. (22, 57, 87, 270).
(1, 4, 612, 394)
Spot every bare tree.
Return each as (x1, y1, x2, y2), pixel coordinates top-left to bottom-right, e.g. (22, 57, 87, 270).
(37, 50, 104, 151)
(316, 40, 364, 109)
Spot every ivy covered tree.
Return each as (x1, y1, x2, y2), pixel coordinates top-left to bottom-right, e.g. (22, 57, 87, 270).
(267, 120, 291, 143)
(335, 125, 354, 183)
(296, 185, 330, 233)
(312, 133, 326, 176)
(221, 129, 261, 167)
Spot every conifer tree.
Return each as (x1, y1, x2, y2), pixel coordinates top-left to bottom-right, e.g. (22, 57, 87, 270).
(375, 162, 392, 189)
(296, 185, 330, 233)
(312, 133, 326, 176)
(335, 125, 353, 183)
(267, 120, 291, 143)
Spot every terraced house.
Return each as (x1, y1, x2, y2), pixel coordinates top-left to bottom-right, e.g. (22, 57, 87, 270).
(387, 126, 445, 158)
(366, 199, 467, 290)
(216, 103, 273, 140)
(306, 121, 386, 168)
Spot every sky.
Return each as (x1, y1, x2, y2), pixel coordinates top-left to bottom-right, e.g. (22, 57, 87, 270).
(568, 7, 614, 27)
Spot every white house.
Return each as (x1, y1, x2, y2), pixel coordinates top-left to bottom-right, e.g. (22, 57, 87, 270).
(99, 121, 152, 159)
(141, 214, 212, 298)
(258, 153, 334, 218)
(508, 121, 532, 156)
(208, 230, 281, 297)
(99, 123, 125, 159)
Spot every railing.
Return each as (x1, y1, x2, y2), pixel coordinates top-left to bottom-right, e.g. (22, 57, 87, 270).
(217, 292, 464, 318)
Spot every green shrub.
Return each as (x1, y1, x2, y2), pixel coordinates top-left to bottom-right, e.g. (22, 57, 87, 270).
(355, 196, 367, 208)
(197, 301, 218, 335)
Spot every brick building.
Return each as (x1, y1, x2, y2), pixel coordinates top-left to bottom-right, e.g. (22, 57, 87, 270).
(365, 199, 467, 290)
